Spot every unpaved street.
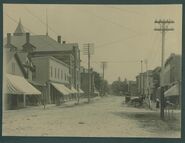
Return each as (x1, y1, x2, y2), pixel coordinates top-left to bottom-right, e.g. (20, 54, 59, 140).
(3, 95, 181, 137)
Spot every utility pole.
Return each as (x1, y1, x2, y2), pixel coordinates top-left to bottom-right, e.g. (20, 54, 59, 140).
(145, 59, 150, 108)
(83, 43, 94, 103)
(101, 61, 107, 96)
(140, 60, 143, 99)
(46, 8, 48, 36)
(154, 19, 174, 120)
(101, 61, 107, 79)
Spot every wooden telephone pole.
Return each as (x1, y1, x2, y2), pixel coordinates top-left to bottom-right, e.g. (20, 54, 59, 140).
(154, 19, 174, 120)
(140, 60, 143, 98)
(83, 43, 94, 103)
(101, 61, 107, 96)
(145, 59, 150, 108)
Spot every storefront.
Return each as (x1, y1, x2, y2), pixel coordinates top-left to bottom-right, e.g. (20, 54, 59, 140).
(5, 74, 41, 110)
(164, 83, 181, 106)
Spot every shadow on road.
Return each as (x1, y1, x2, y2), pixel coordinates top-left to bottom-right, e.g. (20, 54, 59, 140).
(111, 111, 181, 133)
(57, 97, 102, 108)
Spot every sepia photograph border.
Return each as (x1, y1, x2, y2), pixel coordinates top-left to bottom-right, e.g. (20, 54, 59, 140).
(0, 0, 184, 143)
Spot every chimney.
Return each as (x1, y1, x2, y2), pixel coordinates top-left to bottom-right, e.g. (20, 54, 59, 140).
(62, 41, 66, 44)
(7, 33, 11, 46)
(26, 32, 30, 43)
(57, 35, 61, 43)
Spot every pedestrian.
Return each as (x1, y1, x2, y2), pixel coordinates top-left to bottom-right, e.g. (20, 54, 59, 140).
(156, 98, 159, 108)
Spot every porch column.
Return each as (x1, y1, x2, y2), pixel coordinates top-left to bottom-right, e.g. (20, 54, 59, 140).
(23, 94, 26, 107)
(48, 83, 51, 104)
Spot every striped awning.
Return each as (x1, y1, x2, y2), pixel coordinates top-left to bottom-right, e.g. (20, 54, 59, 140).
(6, 74, 41, 95)
(71, 86, 78, 94)
(164, 84, 180, 97)
(79, 88, 84, 94)
(51, 83, 72, 95)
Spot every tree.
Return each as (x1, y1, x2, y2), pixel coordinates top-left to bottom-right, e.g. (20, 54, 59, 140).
(102, 79, 109, 94)
(111, 78, 128, 96)
(93, 71, 110, 96)
(93, 71, 102, 91)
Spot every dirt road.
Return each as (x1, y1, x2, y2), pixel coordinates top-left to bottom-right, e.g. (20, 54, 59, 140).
(2, 95, 181, 137)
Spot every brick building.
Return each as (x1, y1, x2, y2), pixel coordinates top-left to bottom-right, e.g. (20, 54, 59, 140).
(80, 67, 96, 96)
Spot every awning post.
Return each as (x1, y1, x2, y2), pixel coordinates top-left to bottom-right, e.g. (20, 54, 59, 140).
(23, 94, 26, 107)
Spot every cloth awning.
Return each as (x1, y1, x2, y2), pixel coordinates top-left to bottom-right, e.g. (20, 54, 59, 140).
(164, 84, 180, 97)
(51, 83, 72, 95)
(71, 86, 78, 94)
(6, 74, 41, 95)
(79, 88, 84, 94)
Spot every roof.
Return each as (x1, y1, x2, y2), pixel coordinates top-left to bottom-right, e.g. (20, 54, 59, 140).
(14, 19, 26, 36)
(128, 80, 136, 84)
(6, 74, 41, 95)
(164, 83, 180, 97)
(16, 52, 28, 64)
(31, 56, 69, 68)
(153, 66, 161, 73)
(164, 53, 181, 67)
(4, 34, 78, 52)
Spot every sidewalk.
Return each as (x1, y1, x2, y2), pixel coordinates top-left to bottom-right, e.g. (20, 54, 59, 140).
(4, 96, 102, 111)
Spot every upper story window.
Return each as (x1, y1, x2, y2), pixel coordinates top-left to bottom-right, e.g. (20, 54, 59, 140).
(32, 65, 36, 80)
(32, 71, 36, 80)
(12, 63, 15, 74)
(50, 66, 53, 77)
(65, 73, 67, 81)
(55, 68, 57, 78)
(61, 70, 63, 80)
(58, 68, 60, 79)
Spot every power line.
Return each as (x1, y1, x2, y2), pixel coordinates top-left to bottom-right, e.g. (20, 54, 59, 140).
(101, 61, 107, 96)
(154, 19, 175, 120)
(81, 8, 141, 35)
(95, 32, 148, 49)
(107, 6, 146, 16)
(83, 43, 94, 103)
(5, 13, 36, 35)
(23, 6, 61, 37)
(5, 13, 64, 53)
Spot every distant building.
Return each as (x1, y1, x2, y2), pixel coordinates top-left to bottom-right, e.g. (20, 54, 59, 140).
(135, 53, 181, 106)
(80, 67, 96, 96)
(143, 70, 154, 99)
(136, 68, 160, 101)
(163, 53, 181, 106)
(136, 73, 144, 97)
(128, 80, 137, 96)
(162, 53, 181, 87)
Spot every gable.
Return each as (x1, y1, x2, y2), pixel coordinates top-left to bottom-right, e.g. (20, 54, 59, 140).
(22, 43, 36, 53)
(6, 54, 24, 77)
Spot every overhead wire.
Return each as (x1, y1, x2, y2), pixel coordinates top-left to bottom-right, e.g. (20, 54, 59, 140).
(23, 6, 61, 38)
(80, 7, 142, 35)
(5, 13, 64, 52)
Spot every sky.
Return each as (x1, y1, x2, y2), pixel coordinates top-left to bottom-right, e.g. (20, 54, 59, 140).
(3, 4, 182, 83)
